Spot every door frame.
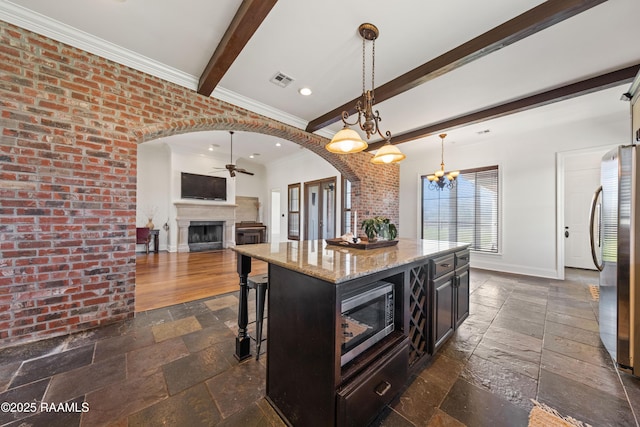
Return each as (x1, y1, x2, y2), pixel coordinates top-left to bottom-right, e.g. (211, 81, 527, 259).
(556, 144, 617, 280)
(304, 177, 337, 240)
(270, 188, 281, 242)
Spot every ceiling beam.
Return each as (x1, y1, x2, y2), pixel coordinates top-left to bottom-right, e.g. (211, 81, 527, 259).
(305, 0, 608, 133)
(365, 64, 640, 151)
(197, 0, 278, 96)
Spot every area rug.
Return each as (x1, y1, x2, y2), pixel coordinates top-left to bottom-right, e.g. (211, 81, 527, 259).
(588, 284, 599, 301)
(528, 400, 592, 427)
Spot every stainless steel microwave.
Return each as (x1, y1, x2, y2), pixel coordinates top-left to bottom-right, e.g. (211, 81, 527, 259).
(340, 281, 395, 366)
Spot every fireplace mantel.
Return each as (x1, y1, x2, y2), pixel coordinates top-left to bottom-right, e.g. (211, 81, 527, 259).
(174, 201, 237, 252)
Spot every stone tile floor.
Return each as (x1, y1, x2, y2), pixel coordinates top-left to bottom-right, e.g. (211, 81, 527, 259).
(0, 268, 639, 426)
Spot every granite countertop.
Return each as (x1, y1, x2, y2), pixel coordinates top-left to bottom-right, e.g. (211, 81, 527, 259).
(232, 238, 469, 284)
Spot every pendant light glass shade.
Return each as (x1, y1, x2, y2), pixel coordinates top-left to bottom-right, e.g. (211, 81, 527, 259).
(325, 126, 368, 154)
(370, 143, 406, 164)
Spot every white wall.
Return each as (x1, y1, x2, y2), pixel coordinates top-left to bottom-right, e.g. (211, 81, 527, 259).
(136, 141, 270, 251)
(136, 143, 171, 251)
(265, 148, 343, 242)
(399, 111, 630, 278)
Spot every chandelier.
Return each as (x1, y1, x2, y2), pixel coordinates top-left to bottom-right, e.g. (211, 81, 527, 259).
(325, 23, 405, 164)
(427, 134, 459, 190)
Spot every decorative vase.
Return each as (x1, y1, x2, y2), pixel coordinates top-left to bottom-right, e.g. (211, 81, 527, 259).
(146, 218, 154, 229)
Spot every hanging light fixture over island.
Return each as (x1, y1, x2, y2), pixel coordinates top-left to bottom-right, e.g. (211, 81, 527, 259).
(325, 23, 405, 164)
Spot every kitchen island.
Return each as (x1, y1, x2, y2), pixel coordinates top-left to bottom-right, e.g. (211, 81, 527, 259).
(233, 238, 470, 427)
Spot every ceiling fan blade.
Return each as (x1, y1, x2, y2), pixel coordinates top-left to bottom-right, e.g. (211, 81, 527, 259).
(236, 169, 254, 176)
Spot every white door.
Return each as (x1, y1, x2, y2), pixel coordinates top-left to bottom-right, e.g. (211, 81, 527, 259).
(564, 151, 603, 270)
(270, 189, 280, 242)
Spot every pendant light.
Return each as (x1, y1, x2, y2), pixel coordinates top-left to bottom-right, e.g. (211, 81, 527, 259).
(325, 23, 405, 164)
(427, 134, 459, 190)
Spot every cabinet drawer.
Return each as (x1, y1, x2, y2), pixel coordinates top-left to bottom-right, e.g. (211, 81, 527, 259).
(336, 340, 409, 427)
(455, 250, 470, 268)
(431, 254, 455, 278)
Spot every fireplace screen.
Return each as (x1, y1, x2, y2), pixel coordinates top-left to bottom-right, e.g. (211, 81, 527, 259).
(188, 221, 223, 251)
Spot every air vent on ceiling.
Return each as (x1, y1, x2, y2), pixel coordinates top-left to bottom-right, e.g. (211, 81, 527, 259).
(270, 71, 294, 88)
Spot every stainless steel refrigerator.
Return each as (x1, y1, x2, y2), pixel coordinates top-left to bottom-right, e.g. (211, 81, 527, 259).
(590, 144, 639, 377)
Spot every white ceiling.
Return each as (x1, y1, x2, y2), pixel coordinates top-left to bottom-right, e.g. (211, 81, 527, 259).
(1, 0, 639, 164)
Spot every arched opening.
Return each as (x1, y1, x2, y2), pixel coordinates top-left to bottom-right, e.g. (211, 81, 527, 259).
(133, 119, 376, 311)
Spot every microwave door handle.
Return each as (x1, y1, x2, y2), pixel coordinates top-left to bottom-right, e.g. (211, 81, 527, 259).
(589, 185, 604, 272)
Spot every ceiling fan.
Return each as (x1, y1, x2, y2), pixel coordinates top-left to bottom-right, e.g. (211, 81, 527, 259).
(214, 131, 254, 177)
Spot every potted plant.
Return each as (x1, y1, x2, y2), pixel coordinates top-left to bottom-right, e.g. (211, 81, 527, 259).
(361, 216, 398, 241)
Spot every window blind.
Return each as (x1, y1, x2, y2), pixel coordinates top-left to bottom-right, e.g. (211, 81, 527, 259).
(422, 166, 499, 253)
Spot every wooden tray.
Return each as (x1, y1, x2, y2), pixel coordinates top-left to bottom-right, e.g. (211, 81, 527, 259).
(325, 238, 399, 250)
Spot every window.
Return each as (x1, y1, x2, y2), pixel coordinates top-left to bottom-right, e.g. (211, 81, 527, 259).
(342, 177, 353, 235)
(287, 183, 300, 240)
(421, 166, 499, 253)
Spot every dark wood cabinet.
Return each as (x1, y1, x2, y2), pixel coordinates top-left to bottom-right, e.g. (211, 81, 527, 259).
(454, 267, 470, 327)
(432, 271, 455, 351)
(430, 250, 470, 353)
(234, 240, 471, 426)
(266, 263, 409, 427)
(408, 263, 430, 366)
(430, 254, 455, 352)
(454, 250, 470, 328)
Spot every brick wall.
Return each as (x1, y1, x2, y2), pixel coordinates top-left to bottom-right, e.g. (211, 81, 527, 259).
(0, 21, 399, 346)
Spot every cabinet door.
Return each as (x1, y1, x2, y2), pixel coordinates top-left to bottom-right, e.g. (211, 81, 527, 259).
(432, 272, 454, 352)
(455, 267, 470, 328)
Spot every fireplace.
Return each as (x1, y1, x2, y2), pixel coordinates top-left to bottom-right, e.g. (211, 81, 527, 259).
(174, 202, 236, 252)
(188, 221, 223, 251)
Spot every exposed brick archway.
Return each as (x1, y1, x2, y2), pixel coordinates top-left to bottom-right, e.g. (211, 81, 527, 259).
(136, 117, 361, 182)
(0, 21, 398, 346)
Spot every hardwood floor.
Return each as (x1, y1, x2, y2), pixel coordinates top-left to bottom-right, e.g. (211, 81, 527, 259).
(135, 249, 267, 312)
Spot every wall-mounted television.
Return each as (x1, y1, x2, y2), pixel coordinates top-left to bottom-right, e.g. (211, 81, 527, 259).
(181, 172, 227, 201)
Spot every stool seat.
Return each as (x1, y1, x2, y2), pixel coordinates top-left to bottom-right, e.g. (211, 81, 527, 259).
(247, 274, 269, 360)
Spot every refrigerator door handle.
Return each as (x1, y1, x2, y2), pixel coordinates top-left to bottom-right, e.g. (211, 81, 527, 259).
(589, 185, 604, 271)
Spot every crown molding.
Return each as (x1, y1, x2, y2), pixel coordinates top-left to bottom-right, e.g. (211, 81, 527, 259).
(0, 0, 198, 89)
(212, 87, 333, 139)
(0, 1, 335, 139)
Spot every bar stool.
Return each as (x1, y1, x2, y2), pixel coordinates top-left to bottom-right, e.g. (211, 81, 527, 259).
(247, 273, 269, 360)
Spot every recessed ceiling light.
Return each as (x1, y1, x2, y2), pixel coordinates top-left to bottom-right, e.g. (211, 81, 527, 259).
(299, 87, 312, 96)
(249, 153, 260, 159)
(208, 143, 219, 151)
(275, 142, 281, 147)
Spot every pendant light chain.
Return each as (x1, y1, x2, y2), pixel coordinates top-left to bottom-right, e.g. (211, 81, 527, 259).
(361, 34, 376, 98)
(371, 37, 375, 99)
(362, 37, 366, 96)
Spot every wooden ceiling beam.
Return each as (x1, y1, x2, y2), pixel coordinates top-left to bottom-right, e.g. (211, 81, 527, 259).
(306, 0, 608, 133)
(197, 0, 277, 96)
(365, 64, 640, 151)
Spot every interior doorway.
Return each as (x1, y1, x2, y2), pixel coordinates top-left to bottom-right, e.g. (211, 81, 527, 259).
(559, 146, 615, 275)
(270, 188, 281, 242)
(304, 177, 337, 240)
